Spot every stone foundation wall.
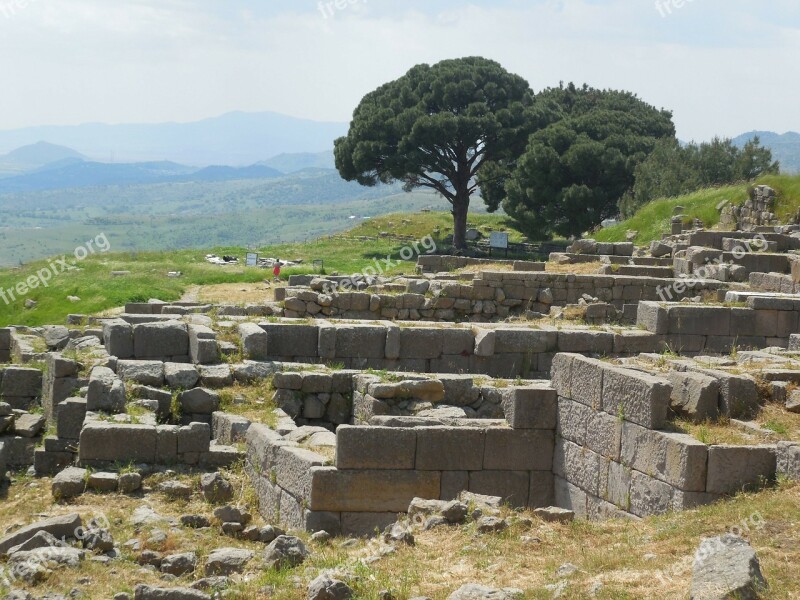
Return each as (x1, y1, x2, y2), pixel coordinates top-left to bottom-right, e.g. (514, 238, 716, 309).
(102, 319, 220, 365)
(241, 320, 679, 379)
(550, 354, 777, 520)
(246, 381, 558, 535)
(280, 272, 725, 321)
(637, 298, 800, 350)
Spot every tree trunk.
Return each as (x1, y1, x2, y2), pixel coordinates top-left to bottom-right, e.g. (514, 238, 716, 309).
(452, 193, 470, 250)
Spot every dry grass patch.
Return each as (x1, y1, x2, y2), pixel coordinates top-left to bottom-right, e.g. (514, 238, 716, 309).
(0, 470, 799, 599)
(546, 262, 604, 275)
(195, 282, 279, 304)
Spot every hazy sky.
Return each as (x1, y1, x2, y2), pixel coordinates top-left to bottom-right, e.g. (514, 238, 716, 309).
(0, 0, 798, 141)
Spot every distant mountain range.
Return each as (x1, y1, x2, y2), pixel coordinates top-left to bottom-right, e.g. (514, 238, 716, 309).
(0, 111, 347, 166)
(732, 131, 800, 173)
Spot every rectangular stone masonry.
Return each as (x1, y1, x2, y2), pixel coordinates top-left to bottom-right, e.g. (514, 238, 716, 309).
(483, 429, 554, 471)
(777, 442, 800, 481)
(79, 422, 157, 463)
(706, 445, 776, 494)
(628, 470, 674, 518)
(502, 385, 557, 429)
(261, 322, 319, 358)
(415, 426, 485, 471)
(335, 425, 416, 470)
(273, 445, 327, 499)
(601, 365, 671, 429)
(133, 321, 189, 359)
(308, 467, 441, 512)
(620, 422, 708, 492)
(56, 398, 87, 440)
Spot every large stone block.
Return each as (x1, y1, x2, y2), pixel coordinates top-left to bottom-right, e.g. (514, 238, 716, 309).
(621, 422, 708, 492)
(133, 320, 189, 358)
(335, 325, 386, 359)
(261, 323, 319, 358)
(569, 355, 605, 407)
(164, 362, 199, 389)
(552, 437, 606, 497)
(637, 302, 668, 334)
(469, 470, 530, 507)
(102, 318, 134, 359)
(628, 470, 673, 518)
(117, 360, 165, 387)
(557, 331, 614, 354)
(502, 385, 557, 430)
(1, 367, 42, 398)
(553, 475, 587, 519)
(706, 445, 776, 495)
(79, 422, 157, 463)
(212, 412, 251, 445)
(309, 467, 440, 512)
(555, 396, 592, 445)
(189, 325, 219, 365)
(86, 366, 126, 413)
(399, 328, 443, 360)
(238, 323, 268, 360)
(56, 398, 87, 440)
(335, 425, 416, 470)
(687, 368, 759, 419)
(494, 329, 556, 354)
(274, 445, 327, 499)
(179, 388, 219, 414)
(666, 371, 719, 422)
(156, 425, 179, 463)
(483, 429, 554, 471)
(177, 423, 211, 454)
(667, 305, 731, 336)
(776, 442, 800, 481)
(601, 366, 671, 429)
(0, 513, 82, 555)
(415, 426, 485, 471)
(585, 411, 622, 461)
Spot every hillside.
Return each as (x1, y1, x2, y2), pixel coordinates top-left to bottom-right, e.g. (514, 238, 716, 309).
(0, 211, 519, 327)
(0, 168, 446, 266)
(596, 174, 800, 245)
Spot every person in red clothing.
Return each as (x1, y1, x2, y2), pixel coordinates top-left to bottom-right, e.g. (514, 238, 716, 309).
(272, 259, 281, 281)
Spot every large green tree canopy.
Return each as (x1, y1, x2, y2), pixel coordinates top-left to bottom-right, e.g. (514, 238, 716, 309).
(483, 83, 676, 239)
(334, 57, 541, 249)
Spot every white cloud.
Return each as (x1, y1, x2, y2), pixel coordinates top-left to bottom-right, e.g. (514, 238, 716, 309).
(0, 0, 796, 140)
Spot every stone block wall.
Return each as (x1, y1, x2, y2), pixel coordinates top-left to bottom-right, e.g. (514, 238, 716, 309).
(637, 298, 800, 350)
(242, 319, 676, 379)
(0, 366, 43, 410)
(416, 255, 546, 274)
(246, 381, 558, 535)
(280, 272, 725, 321)
(550, 354, 777, 520)
(102, 319, 220, 364)
(749, 272, 799, 294)
(78, 420, 237, 469)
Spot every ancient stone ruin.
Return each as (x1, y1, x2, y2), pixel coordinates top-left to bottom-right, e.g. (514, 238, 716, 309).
(1, 215, 800, 597)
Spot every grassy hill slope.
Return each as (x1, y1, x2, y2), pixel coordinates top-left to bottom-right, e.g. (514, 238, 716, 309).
(0, 211, 523, 327)
(596, 174, 800, 245)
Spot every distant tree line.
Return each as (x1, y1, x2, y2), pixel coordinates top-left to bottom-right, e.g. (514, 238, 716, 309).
(618, 136, 779, 218)
(334, 57, 778, 245)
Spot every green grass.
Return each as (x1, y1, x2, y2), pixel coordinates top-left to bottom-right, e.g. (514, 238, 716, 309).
(0, 211, 520, 327)
(596, 174, 800, 245)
